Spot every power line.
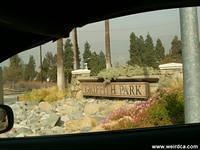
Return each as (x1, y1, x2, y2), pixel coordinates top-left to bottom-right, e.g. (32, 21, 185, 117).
(77, 22, 179, 33)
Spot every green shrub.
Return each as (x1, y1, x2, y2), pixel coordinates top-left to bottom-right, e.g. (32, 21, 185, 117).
(103, 116, 137, 130)
(159, 76, 183, 90)
(98, 65, 159, 80)
(102, 99, 155, 130)
(146, 100, 172, 126)
(5, 81, 55, 91)
(161, 89, 184, 124)
(19, 86, 68, 102)
(102, 88, 184, 131)
(144, 88, 184, 126)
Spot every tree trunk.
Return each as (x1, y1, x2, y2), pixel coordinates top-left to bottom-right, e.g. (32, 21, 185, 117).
(0, 67, 3, 104)
(105, 19, 112, 69)
(72, 28, 80, 70)
(39, 45, 43, 82)
(57, 38, 65, 91)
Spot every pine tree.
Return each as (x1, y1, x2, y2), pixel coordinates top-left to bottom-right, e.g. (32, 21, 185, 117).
(76, 48, 81, 69)
(42, 52, 57, 82)
(143, 33, 157, 68)
(171, 36, 181, 55)
(137, 35, 145, 66)
(4, 54, 23, 88)
(90, 52, 99, 75)
(98, 51, 106, 70)
(10, 54, 23, 82)
(162, 35, 182, 63)
(49, 54, 57, 82)
(128, 33, 145, 66)
(24, 55, 36, 81)
(83, 41, 92, 69)
(82, 41, 106, 75)
(128, 32, 138, 66)
(170, 35, 182, 62)
(155, 38, 165, 64)
(64, 39, 73, 69)
(89, 51, 106, 76)
(64, 39, 73, 83)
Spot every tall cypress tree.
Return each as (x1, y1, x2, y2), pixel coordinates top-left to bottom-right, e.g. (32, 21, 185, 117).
(170, 35, 182, 62)
(98, 51, 106, 70)
(128, 32, 140, 66)
(90, 52, 99, 75)
(171, 36, 181, 55)
(9, 54, 23, 82)
(64, 39, 73, 69)
(42, 52, 57, 82)
(24, 55, 36, 81)
(144, 33, 157, 68)
(162, 35, 182, 63)
(4, 54, 23, 88)
(137, 35, 145, 66)
(64, 39, 73, 83)
(83, 41, 92, 69)
(155, 38, 165, 63)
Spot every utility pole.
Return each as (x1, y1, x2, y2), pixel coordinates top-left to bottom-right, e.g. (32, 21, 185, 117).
(0, 67, 3, 104)
(105, 19, 112, 69)
(57, 38, 66, 91)
(40, 45, 43, 82)
(72, 28, 80, 70)
(179, 7, 200, 123)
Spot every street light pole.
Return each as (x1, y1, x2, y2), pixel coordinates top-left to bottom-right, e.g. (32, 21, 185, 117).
(72, 28, 79, 70)
(0, 67, 4, 104)
(179, 7, 200, 123)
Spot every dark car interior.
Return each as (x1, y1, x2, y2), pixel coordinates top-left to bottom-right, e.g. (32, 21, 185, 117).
(0, 1, 200, 149)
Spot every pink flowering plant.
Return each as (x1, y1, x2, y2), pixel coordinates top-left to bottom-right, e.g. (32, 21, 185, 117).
(102, 98, 156, 130)
(102, 89, 184, 131)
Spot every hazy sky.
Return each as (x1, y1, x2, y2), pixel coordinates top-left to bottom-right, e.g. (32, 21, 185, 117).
(1, 7, 200, 69)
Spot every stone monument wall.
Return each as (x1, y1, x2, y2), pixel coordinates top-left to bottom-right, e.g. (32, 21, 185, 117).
(159, 63, 183, 86)
(70, 63, 183, 100)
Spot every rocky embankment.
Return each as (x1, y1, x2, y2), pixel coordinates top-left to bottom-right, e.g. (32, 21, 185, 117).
(0, 98, 136, 138)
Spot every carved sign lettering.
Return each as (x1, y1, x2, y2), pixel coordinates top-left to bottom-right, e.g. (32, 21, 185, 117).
(81, 82, 149, 99)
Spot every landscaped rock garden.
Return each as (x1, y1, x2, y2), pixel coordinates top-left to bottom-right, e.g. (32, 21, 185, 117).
(0, 64, 184, 138)
(0, 84, 184, 138)
(0, 98, 137, 138)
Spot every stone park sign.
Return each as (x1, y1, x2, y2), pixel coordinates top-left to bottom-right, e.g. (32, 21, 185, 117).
(81, 82, 150, 99)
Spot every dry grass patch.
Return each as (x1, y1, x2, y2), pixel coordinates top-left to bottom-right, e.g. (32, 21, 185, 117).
(19, 86, 68, 102)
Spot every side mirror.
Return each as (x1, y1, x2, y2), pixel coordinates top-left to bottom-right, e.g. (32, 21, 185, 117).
(0, 104, 14, 134)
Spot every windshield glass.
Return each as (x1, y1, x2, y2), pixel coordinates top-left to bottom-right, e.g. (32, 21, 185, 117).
(0, 7, 199, 138)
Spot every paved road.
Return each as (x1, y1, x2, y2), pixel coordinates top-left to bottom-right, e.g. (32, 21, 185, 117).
(3, 94, 23, 105)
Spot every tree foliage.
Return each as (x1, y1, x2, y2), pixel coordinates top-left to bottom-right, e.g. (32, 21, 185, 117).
(3, 54, 23, 83)
(98, 51, 106, 70)
(128, 33, 141, 66)
(143, 33, 157, 68)
(83, 41, 92, 65)
(171, 36, 182, 55)
(82, 41, 106, 75)
(128, 33, 182, 66)
(24, 55, 36, 81)
(128, 32, 161, 68)
(162, 36, 182, 63)
(155, 38, 165, 63)
(64, 39, 73, 83)
(38, 52, 57, 82)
